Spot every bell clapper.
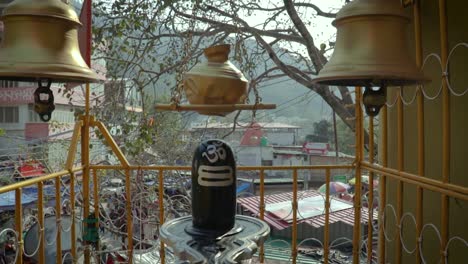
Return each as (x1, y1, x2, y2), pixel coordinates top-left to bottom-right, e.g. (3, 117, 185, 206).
(363, 85, 387, 117)
(34, 79, 56, 122)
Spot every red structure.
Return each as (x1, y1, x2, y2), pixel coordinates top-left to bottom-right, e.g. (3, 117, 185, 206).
(239, 122, 264, 146)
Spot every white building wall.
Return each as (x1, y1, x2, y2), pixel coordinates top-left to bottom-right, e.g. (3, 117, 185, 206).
(265, 132, 295, 146)
(0, 104, 27, 131)
(273, 155, 307, 167)
(235, 146, 274, 166)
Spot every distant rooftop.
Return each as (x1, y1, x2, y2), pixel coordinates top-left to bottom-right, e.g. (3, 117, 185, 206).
(238, 190, 377, 230)
(272, 145, 355, 158)
(273, 149, 354, 158)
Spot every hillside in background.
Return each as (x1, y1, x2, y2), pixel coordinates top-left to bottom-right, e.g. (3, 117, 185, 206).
(93, 10, 334, 141)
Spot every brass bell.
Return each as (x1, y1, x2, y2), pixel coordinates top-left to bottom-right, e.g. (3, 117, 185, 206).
(0, 0, 99, 82)
(313, 0, 428, 87)
(0, 0, 99, 122)
(183, 44, 248, 116)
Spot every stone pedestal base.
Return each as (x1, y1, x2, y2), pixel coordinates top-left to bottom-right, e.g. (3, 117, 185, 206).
(160, 215, 270, 264)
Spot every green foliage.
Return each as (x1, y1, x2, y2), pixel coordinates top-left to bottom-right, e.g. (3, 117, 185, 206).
(336, 119, 355, 155)
(304, 118, 358, 155)
(306, 119, 332, 143)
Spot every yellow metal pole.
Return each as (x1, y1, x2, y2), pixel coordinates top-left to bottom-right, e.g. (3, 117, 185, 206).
(414, 1, 424, 263)
(291, 169, 298, 264)
(0, 168, 81, 194)
(55, 177, 62, 264)
(83, 0, 93, 258)
(92, 168, 100, 256)
(324, 168, 331, 264)
(37, 182, 45, 264)
(363, 162, 467, 195)
(439, 1, 450, 263)
(15, 188, 23, 264)
(69, 171, 77, 263)
(66, 121, 82, 170)
(259, 169, 265, 263)
(93, 114, 133, 262)
(66, 121, 81, 264)
(159, 169, 165, 264)
(82, 83, 91, 264)
(93, 121, 130, 167)
(361, 162, 468, 201)
(367, 116, 375, 263)
(379, 105, 388, 263)
(125, 169, 133, 263)
(395, 88, 404, 264)
(353, 87, 363, 264)
(93, 169, 99, 217)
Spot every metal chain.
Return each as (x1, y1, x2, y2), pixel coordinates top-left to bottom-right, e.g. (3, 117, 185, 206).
(229, 1, 262, 119)
(171, 0, 201, 105)
(230, 2, 242, 64)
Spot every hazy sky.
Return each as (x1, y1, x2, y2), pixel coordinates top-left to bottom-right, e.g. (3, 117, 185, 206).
(240, 0, 345, 56)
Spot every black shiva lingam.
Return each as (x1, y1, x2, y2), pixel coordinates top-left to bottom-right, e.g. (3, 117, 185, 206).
(160, 139, 270, 263)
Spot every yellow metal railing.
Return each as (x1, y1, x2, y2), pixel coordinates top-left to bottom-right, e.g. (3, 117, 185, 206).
(0, 167, 82, 263)
(0, 158, 357, 264)
(3, 68, 468, 264)
(2, 159, 467, 263)
(89, 164, 355, 264)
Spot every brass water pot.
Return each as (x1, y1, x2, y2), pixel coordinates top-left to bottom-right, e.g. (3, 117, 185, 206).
(183, 44, 248, 116)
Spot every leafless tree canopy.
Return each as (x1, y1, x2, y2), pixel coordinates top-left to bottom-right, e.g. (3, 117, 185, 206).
(93, 0, 360, 134)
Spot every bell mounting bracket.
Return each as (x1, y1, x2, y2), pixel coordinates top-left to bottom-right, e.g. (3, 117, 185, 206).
(33, 79, 55, 122)
(363, 85, 387, 117)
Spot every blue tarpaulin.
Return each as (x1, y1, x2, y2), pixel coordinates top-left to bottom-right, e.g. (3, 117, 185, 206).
(0, 181, 86, 211)
(0, 191, 37, 211)
(23, 185, 55, 197)
(236, 182, 251, 194)
(22, 185, 81, 199)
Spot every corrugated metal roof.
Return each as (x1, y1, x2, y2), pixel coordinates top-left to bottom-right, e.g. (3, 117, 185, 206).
(238, 190, 377, 230)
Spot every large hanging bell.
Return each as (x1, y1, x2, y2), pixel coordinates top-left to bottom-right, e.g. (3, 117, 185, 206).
(0, 0, 98, 82)
(183, 44, 248, 116)
(313, 0, 428, 87)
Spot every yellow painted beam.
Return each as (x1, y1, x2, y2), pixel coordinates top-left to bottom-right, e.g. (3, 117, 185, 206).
(15, 189, 23, 264)
(158, 169, 166, 264)
(93, 121, 130, 168)
(353, 87, 363, 264)
(65, 121, 82, 170)
(291, 169, 298, 264)
(378, 106, 388, 264)
(0, 168, 82, 194)
(324, 168, 331, 264)
(439, 1, 450, 263)
(55, 177, 62, 264)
